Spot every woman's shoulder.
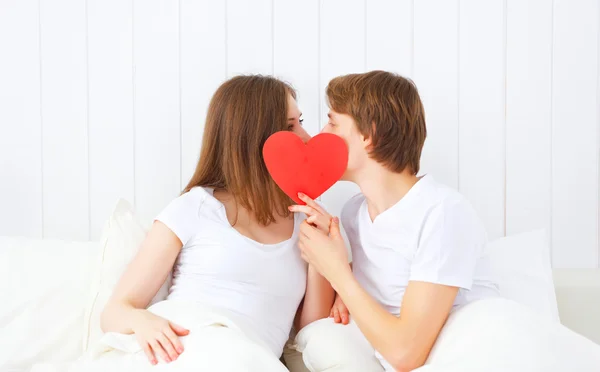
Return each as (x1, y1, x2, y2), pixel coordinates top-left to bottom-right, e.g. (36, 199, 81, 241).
(154, 187, 210, 245)
(180, 186, 211, 204)
(164, 187, 209, 214)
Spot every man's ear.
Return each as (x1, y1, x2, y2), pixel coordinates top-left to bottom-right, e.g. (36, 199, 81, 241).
(361, 122, 376, 150)
(361, 135, 372, 150)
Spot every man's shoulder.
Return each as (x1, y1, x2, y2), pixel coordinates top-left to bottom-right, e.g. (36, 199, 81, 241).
(423, 185, 486, 241)
(412, 176, 484, 232)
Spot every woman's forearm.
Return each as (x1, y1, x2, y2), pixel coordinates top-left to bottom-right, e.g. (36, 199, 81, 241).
(296, 265, 335, 330)
(100, 299, 142, 335)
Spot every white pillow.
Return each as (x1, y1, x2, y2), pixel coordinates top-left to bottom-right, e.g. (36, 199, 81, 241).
(0, 237, 98, 371)
(82, 199, 171, 351)
(418, 298, 600, 371)
(486, 229, 560, 321)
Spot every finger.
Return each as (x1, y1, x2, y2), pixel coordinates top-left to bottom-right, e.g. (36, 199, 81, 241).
(302, 220, 321, 239)
(329, 217, 342, 239)
(300, 252, 309, 263)
(157, 333, 179, 361)
(310, 215, 331, 232)
(298, 239, 306, 251)
(341, 310, 349, 325)
(297, 193, 325, 214)
(149, 339, 170, 363)
(165, 327, 184, 354)
(169, 322, 190, 337)
(298, 233, 308, 245)
(333, 308, 341, 323)
(299, 221, 313, 240)
(142, 342, 157, 365)
(307, 215, 327, 230)
(298, 240, 312, 256)
(289, 205, 318, 216)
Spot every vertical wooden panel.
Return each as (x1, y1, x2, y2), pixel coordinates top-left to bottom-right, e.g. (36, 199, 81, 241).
(552, 0, 598, 268)
(0, 0, 43, 237)
(88, 0, 134, 239)
(505, 0, 552, 239)
(133, 0, 180, 223)
(40, 0, 89, 240)
(598, 0, 600, 270)
(459, 0, 506, 240)
(273, 0, 320, 137)
(414, 0, 459, 189)
(366, 0, 413, 77)
(319, 0, 365, 219)
(227, 0, 273, 76)
(180, 0, 227, 187)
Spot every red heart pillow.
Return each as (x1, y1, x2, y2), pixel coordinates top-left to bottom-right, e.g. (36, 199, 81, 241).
(263, 132, 348, 205)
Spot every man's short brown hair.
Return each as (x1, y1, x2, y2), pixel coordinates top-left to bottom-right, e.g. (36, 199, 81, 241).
(326, 70, 426, 174)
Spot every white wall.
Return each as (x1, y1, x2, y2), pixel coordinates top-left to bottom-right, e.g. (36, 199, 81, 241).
(0, 0, 598, 269)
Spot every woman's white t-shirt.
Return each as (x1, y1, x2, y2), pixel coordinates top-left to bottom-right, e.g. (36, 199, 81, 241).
(155, 187, 307, 357)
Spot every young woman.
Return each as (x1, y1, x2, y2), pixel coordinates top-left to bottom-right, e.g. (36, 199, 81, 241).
(100, 75, 334, 367)
(292, 71, 500, 372)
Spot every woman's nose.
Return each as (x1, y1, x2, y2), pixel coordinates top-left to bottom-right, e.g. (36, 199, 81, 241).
(299, 128, 311, 143)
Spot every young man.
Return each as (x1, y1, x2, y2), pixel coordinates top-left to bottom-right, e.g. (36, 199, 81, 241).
(293, 71, 499, 371)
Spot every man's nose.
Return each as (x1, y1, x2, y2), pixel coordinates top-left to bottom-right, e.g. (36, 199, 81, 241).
(320, 126, 331, 134)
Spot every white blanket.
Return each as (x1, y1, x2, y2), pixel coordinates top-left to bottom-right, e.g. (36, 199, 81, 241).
(31, 300, 288, 372)
(417, 298, 600, 371)
(295, 298, 600, 372)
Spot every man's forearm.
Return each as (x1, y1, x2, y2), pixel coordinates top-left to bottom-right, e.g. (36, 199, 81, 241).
(332, 269, 418, 371)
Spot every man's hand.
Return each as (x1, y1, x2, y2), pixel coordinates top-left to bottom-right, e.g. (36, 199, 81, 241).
(298, 217, 350, 286)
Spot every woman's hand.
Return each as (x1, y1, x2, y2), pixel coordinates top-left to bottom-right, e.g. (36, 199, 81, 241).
(330, 292, 350, 325)
(130, 309, 190, 365)
(289, 193, 332, 234)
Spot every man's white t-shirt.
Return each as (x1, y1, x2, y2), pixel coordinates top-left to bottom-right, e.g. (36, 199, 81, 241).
(155, 187, 307, 357)
(341, 174, 499, 368)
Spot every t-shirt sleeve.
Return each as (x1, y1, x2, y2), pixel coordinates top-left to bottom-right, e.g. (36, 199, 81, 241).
(155, 189, 204, 246)
(408, 199, 486, 290)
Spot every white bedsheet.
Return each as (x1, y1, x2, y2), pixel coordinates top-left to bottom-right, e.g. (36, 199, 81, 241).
(31, 300, 288, 372)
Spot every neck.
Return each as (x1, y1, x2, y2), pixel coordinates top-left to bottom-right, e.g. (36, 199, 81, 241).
(352, 163, 420, 220)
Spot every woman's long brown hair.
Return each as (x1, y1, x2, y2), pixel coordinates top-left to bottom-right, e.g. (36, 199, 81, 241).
(183, 75, 295, 225)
